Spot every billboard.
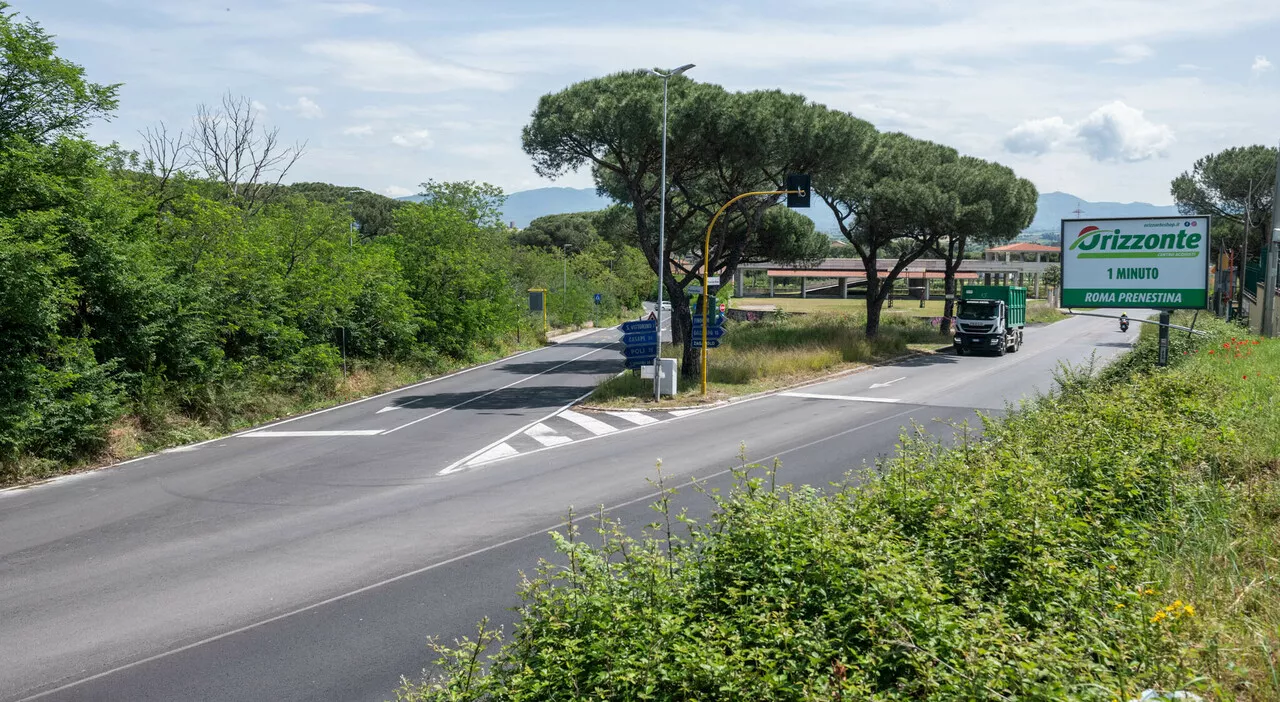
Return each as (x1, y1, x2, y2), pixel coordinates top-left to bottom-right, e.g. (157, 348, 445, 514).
(1060, 216, 1209, 309)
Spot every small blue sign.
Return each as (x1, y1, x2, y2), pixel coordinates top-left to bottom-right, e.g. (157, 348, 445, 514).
(624, 357, 649, 370)
(622, 331, 658, 346)
(692, 314, 726, 328)
(594, 293, 602, 304)
(622, 344, 659, 359)
(692, 326, 726, 340)
(621, 319, 658, 334)
(691, 338, 721, 349)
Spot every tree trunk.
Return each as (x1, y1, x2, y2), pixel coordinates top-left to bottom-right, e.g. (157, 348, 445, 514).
(940, 236, 963, 336)
(863, 253, 883, 338)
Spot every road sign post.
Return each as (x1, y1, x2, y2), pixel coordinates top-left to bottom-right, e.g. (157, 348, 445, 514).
(528, 288, 547, 334)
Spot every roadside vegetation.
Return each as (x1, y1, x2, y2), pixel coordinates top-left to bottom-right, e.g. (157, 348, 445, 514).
(588, 313, 950, 407)
(0, 10, 653, 486)
(399, 314, 1280, 700)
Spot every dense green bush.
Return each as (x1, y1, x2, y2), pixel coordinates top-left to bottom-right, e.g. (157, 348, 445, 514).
(397, 318, 1271, 701)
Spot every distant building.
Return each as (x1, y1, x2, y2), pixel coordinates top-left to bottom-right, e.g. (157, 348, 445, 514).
(984, 242, 1059, 263)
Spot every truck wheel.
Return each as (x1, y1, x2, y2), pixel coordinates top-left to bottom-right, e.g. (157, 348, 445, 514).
(996, 342, 1006, 357)
(956, 347, 966, 356)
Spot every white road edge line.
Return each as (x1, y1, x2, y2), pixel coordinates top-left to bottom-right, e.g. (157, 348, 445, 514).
(239, 430, 384, 438)
(382, 344, 615, 435)
(20, 404, 926, 700)
(780, 392, 902, 404)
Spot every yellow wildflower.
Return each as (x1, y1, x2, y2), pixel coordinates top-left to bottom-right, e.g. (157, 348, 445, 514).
(1183, 604, 1195, 616)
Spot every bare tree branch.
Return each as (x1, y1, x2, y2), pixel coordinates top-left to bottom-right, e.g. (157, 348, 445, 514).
(191, 92, 306, 216)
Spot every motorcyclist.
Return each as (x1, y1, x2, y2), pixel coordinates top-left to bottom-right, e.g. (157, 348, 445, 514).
(1119, 313, 1129, 332)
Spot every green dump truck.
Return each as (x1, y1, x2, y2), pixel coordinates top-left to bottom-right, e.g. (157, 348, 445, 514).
(953, 285, 1026, 356)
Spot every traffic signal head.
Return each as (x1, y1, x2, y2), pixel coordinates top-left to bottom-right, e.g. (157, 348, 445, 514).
(786, 173, 811, 208)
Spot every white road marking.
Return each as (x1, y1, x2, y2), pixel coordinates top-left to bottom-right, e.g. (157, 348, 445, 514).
(524, 423, 573, 447)
(780, 392, 902, 404)
(439, 386, 601, 475)
(382, 345, 613, 435)
(375, 405, 401, 414)
(240, 430, 385, 437)
(668, 409, 706, 417)
(605, 411, 658, 426)
(869, 376, 906, 389)
(558, 409, 618, 435)
(468, 442, 518, 464)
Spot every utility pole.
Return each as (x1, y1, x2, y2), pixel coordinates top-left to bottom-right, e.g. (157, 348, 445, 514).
(1264, 143, 1280, 337)
(650, 63, 695, 400)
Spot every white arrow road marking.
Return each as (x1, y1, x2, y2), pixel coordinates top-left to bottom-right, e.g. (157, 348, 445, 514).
(869, 376, 907, 389)
(469, 442, 519, 464)
(780, 392, 901, 404)
(375, 405, 402, 414)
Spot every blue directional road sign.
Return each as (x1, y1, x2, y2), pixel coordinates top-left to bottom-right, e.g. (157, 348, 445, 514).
(692, 326, 726, 340)
(692, 313, 726, 327)
(623, 344, 659, 359)
(691, 338, 721, 349)
(622, 331, 658, 346)
(621, 319, 658, 334)
(624, 357, 649, 370)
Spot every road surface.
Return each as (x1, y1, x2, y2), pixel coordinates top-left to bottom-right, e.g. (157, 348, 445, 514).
(0, 312, 1138, 701)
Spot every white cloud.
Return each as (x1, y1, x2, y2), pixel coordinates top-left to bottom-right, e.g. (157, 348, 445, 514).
(288, 85, 321, 95)
(305, 40, 512, 93)
(1075, 102, 1174, 161)
(1102, 44, 1153, 64)
(290, 96, 324, 119)
(383, 185, 415, 197)
(391, 129, 434, 150)
(1002, 116, 1073, 156)
(250, 100, 268, 113)
(1004, 102, 1173, 162)
(1253, 55, 1273, 74)
(343, 125, 374, 136)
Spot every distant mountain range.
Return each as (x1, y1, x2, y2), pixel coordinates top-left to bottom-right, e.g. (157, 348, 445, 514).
(400, 187, 1180, 235)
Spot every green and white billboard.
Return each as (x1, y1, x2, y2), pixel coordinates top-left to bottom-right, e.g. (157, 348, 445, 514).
(1060, 216, 1210, 309)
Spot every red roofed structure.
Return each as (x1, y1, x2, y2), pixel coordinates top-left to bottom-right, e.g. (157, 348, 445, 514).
(984, 242, 1059, 262)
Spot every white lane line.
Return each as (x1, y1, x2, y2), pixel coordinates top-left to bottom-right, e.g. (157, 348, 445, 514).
(869, 376, 906, 389)
(468, 442, 518, 464)
(524, 423, 574, 447)
(375, 405, 402, 414)
(604, 411, 658, 426)
(780, 392, 902, 404)
(668, 409, 706, 418)
(558, 409, 618, 436)
(240, 430, 385, 437)
(382, 344, 616, 435)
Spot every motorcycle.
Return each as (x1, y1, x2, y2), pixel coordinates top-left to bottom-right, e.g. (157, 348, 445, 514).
(1119, 316, 1129, 332)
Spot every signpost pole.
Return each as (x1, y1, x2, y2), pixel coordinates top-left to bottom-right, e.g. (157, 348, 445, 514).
(1157, 310, 1171, 367)
(1264, 142, 1280, 336)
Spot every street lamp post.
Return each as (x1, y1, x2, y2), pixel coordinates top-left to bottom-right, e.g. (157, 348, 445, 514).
(650, 62, 694, 401)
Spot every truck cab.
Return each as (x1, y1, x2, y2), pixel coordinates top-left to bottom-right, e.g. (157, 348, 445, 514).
(953, 285, 1026, 356)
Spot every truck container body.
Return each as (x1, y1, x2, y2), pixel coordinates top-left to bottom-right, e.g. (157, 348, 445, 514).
(953, 285, 1027, 356)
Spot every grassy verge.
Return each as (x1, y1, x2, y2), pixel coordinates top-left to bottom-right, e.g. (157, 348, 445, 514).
(398, 315, 1280, 700)
(587, 313, 950, 409)
(1, 335, 544, 488)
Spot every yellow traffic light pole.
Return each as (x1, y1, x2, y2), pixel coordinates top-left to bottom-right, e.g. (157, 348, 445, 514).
(700, 188, 804, 394)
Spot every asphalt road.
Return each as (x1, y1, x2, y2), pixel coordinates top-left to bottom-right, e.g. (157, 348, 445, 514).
(0, 312, 1138, 701)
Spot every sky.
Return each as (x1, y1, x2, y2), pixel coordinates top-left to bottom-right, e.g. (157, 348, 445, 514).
(28, 0, 1280, 205)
